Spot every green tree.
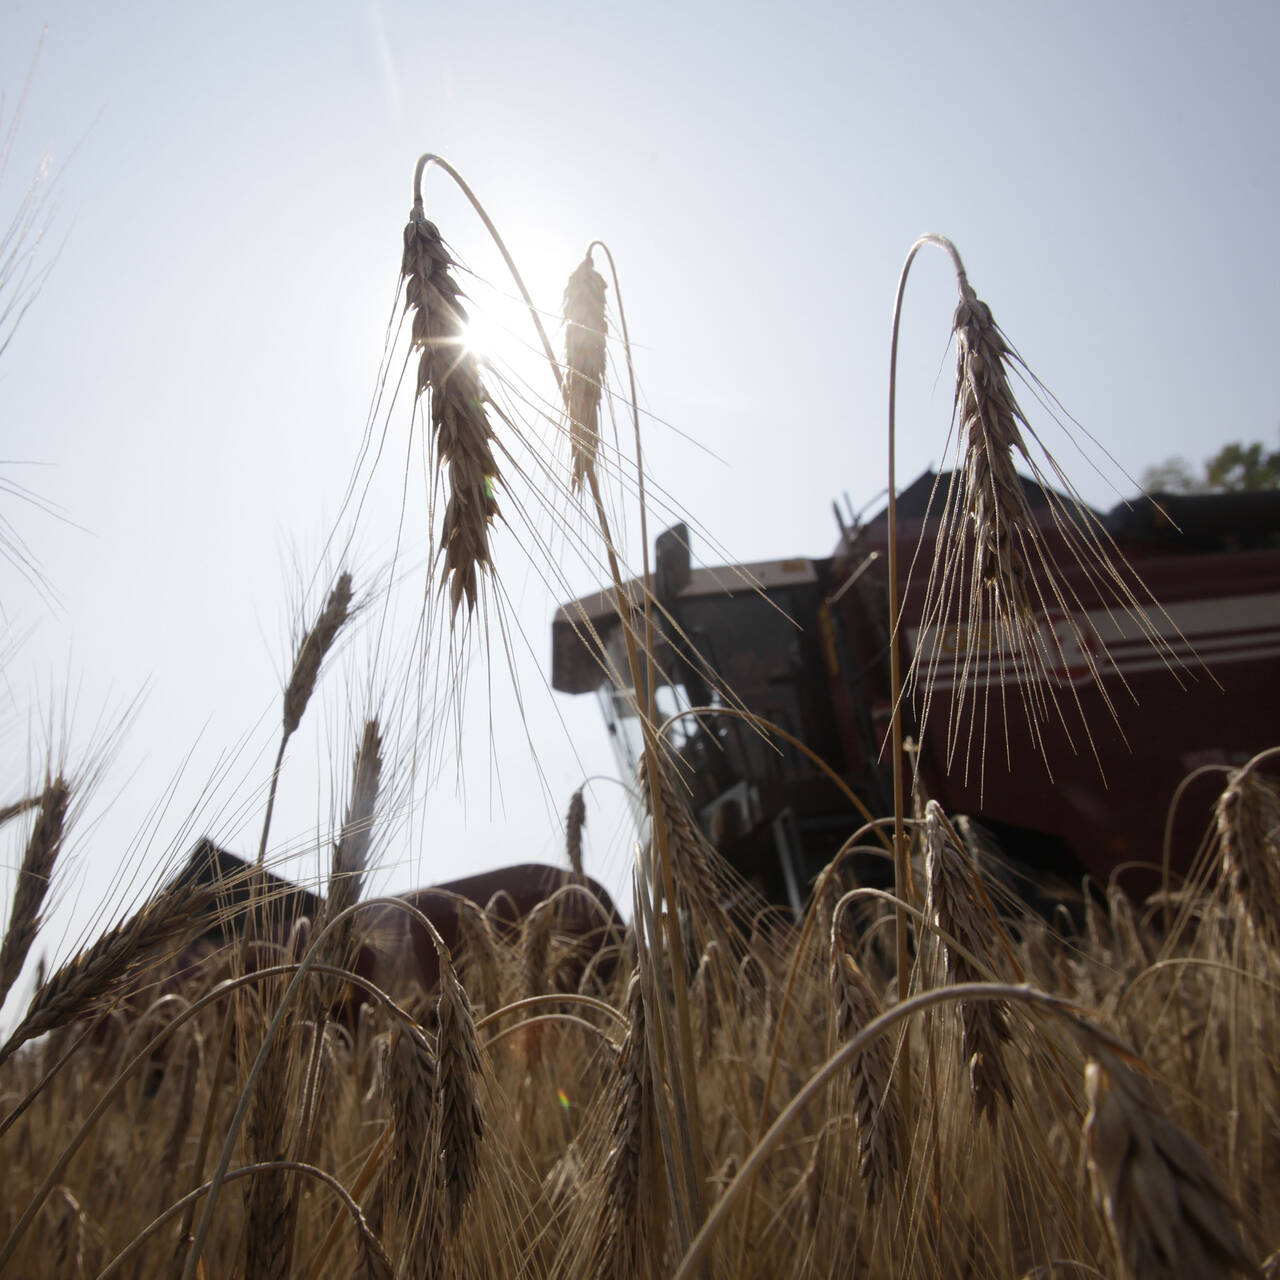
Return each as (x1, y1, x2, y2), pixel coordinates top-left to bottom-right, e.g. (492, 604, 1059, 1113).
(1204, 441, 1280, 491)
(1142, 439, 1280, 494)
(1140, 456, 1208, 494)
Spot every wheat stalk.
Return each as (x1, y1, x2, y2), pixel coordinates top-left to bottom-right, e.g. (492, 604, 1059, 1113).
(0, 775, 68, 1004)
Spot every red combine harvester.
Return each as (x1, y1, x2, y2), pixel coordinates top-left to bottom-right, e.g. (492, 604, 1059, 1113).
(551, 472, 1280, 909)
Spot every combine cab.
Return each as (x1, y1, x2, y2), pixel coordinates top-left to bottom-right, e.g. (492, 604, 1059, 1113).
(551, 473, 1280, 908)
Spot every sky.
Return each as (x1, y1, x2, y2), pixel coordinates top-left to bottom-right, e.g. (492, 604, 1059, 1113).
(1, 0, 1278, 1006)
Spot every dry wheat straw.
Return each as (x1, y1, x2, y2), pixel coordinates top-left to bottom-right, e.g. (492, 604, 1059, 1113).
(0, 877, 212, 1066)
(1084, 1049, 1258, 1279)
(402, 199, 500, 617)
(566, 785, 586, 880)
(0, 774, 67, 1004)
(563, 252, 607, 492)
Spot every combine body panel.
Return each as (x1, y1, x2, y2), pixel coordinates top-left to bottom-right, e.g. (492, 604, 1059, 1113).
(551, 474, 1280, 907)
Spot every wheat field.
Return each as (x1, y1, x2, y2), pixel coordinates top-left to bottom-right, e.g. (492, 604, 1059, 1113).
(1, 159, 1276, 1280)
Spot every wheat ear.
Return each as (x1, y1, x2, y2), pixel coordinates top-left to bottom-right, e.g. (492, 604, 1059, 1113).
(922, 801, 1016, 1121)
(401, 198, 500, 619)
(1084, 1047, 1259, 1279)
(1216, 760, 1280, 949)
(321, 719, 383, 970)
(389, 1021, 443, 1277)
(455, 899, 501, 1013)
(566, 784, 586, 880)
(829, 906, 903, 1205)
(435, 953, 484, 1233)
(0, 775, 68, 1004)
(563, 251, 607, 492)
(244, 1029, 297, 1280)
(0, 877, 212, 1067)
(593, 970, 650, 1277)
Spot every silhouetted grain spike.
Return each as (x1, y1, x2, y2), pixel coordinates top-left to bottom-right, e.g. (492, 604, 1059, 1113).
(566, 785, 586, 879)
(401, 200, 501, 618)
(0, 776, 68, 1004)
(0, 877, 213, 1067)
(283, 572, 353, 737)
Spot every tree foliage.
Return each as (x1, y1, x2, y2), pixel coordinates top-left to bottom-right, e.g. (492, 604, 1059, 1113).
(1142, 439, 1280, 494)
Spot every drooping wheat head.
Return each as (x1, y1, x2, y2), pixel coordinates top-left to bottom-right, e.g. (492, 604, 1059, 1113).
(435, 952, 485, 1233)
(0, 775, 68, 1004)
(923, 800, 1015, 1122)
(829, 904, 904, 1206)
(0, 877, 213, 1067)
(566, 784, 586, 880)
(901, 240, 1184, 790)
(402, 200, 500, 618)
(389, 1020, 443, 1276)
(563, 252, 608, 493)
(1084, 1047, 1258, 1279)
(1216, 759, 1280, 950)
